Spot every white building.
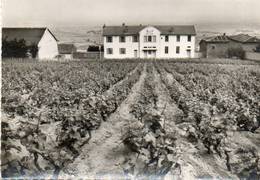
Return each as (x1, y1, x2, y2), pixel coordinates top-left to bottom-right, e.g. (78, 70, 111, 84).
(2, 27, 59, 59)
(103, 24, 196, 59)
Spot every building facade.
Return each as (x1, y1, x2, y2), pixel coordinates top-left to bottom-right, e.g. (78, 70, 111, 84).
(199, 34, 260, 58)
(2, 27, 59, 59)
(103, 25, 196, 59)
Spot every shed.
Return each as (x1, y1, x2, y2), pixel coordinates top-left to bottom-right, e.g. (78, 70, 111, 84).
(58, 43, 76, 59)
(2, 27, 59, 59)
(199, 34, 260, 58)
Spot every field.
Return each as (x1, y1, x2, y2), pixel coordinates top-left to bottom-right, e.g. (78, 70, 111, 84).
(1, 59, 260, 179)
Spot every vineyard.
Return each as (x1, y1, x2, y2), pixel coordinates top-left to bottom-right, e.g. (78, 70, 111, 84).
(1, 59, 260, 179)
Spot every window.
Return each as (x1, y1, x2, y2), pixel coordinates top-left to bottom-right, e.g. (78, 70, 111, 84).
(134, 50, 138, 58)
(188, 35, 191, 42)
(119, 36, 125, 42)
(107, 48, 113, 54)
(165, 35, 169, 42)
(133, 35, 139, 42)
(144, 36, 147, 42)
(176, 46, 180, 54)
(148, 36, 152, 42)
(211, 45, 215, 50)
(107, 36, 112, 43)
(177, 35, 180, 42)
(144, 35, 156, 42)
(152, 36, 156, 42)
(165, 46, 169, 54)
(119, 48, 126, 54)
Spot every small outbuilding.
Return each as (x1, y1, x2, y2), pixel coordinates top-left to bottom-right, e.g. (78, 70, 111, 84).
(2, 27, 59, 59)
(58, 43, 77, 59)
(199, 34, 260, 58)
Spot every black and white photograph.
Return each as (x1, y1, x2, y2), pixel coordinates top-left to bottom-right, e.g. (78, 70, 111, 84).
(1, 0, 260, 179)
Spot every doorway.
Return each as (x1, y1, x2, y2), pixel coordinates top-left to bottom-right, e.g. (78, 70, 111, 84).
(143, 50, 156, 58)
(187, 49, 191, 58)
(134, 50, 138, 58)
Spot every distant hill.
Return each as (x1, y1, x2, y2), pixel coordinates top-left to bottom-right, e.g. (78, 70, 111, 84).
(50, 26, 102, 52)
(49, 25, 260, 52)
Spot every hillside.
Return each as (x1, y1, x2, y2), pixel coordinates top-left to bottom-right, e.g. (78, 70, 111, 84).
(50, 26, 102, 51)
(49, 25, 260, 51)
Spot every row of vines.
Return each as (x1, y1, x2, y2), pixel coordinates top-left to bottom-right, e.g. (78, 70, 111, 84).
(1, 60, 260, 179)
(155, 62, 260, 178)
(1, 61, 142, 178)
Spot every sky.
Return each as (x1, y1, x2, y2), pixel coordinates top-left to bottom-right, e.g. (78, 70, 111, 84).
(2, 0, 260, 29)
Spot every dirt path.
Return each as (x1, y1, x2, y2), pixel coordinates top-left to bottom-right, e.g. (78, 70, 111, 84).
(62, 64, 147, 177)
(151, 65, 182, 133)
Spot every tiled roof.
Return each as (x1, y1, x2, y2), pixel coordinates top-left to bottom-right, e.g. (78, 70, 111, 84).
(201, 34, 260, 43)
(201, 35, 229, 43)
(2, 27, 58, 45)
(103, 25, 196, 36)
(228, 34, 260, 43)
(58, 43, 76, 54)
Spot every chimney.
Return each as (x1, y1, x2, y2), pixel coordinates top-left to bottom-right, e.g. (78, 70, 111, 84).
(223, 33, 226, 36)
(103, 24, 106, 29)
(139, 24, 142, 26)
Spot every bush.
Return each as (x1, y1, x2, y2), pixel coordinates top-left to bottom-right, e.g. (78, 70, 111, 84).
(87, 45, 104, 52)
(28, 44, 39, 58)
(226, 47, 245, 59)
(2, 38, 38, 58)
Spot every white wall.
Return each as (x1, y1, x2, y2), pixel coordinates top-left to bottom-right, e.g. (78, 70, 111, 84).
(38, 29, 59, 59)
(139, 26, 161, 58)
(103, 26, 196, 59)
(60, 54, 73, 59)
(167, 35, 195, 58)
(104, 36, 139, 59)
(245, 51, 260, 61)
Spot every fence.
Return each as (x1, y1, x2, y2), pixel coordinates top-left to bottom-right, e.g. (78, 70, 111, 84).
(73, 52, 104, 60)
(194, 51, 203, 58)
(245, 52, 260, 61)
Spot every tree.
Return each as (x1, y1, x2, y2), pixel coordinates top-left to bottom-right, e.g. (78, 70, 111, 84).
(87, 45, 100, 52)
(28, 43, 39, 58)
(2, 38, 38, 58)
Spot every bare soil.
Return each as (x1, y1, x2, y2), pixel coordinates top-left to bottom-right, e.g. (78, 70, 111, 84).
(62, 64, 148, 177)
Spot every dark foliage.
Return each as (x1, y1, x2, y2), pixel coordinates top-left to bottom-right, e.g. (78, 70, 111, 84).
(28, 44, 39, 58)
(2, 38, 38, 58)
(87, 45, 104, 52)
(87, 45, 100, 52)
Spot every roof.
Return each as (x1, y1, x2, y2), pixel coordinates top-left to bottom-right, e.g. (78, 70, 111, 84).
(103, 25, 196, 36)
(200, 35, 230, 43)
(58, 43, 76, 54)
(200, 34, 260, 44)
(228, 34, 260, 43)
(2, 27, 58, 45)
